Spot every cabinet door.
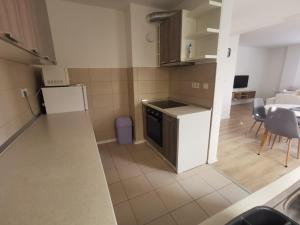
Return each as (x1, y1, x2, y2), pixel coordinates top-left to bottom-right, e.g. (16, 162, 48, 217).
(159, 20, 169, 65)
(31, 0, 56, 63)
(16, 0, 38, 53)
(163, 115, 178, 167)
(0, 0, 23, 44)
(168, 11, 182, 63)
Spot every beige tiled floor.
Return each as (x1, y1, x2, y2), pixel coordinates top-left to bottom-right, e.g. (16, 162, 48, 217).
(99, 142, 250, 225)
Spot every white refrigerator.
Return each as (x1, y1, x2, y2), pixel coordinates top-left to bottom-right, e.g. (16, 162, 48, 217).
(42, 85, 88, 114)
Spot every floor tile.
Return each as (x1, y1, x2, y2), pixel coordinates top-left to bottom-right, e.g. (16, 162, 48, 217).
(156, 183, 193, 211)
(117, 164, 143, 180)
(146, 214, 176, 225)
(196, 191, 231, 216)
(113, 151, 136, 168)
(114, 201, 137, 225)
(178, 174, 214, 199)
(146, 170, 176, 189)
(131, 148, 159, 163)
(104, 167, 120, 184)
(173, 167, 199, 181)
(108, 182, 127, 205)
(100, 152, 115, 169)
(171, 202, 208, 225)
(122, 175, 153, 199)
(138, 158, 169, 174)
(218, 183, 249, 204)
(129, 191, 168, 225)
(197, 167, 232, 190)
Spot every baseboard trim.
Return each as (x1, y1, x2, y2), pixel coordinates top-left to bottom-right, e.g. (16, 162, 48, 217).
(97, 138, 117, 145)
(134, 140, 146, 145)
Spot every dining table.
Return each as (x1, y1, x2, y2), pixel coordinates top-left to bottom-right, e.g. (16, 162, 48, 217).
(260, 104, 300, 146)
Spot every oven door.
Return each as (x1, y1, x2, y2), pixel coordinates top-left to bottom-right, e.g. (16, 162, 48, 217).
(146, 114, 163, 147)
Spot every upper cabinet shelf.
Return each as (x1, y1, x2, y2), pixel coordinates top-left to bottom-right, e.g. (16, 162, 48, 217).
(0, 0, 56, 65)
(187, 0, 222, 18)
(185, 28, 219, 40)
(158, 0, 222, 66)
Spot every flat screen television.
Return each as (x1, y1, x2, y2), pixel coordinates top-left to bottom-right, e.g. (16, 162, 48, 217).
(233, 75, 249, 88)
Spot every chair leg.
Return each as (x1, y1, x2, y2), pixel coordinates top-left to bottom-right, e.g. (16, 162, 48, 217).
(271, 135, 278, 149)
(285, 139, 292, 168)
(268, 134, 273, 146)
(255, 122, 263, 137)
(260, 129, 269, 147)
(298, 139, 300, 159)
(249, 121, 257, 134)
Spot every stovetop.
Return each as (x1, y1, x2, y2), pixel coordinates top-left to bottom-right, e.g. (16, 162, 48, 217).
(150, 100, 187, 109)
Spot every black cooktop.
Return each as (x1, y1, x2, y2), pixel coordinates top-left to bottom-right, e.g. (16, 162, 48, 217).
(150, 100, 187, 109)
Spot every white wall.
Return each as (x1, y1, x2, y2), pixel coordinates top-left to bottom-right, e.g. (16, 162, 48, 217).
(46, 0, 129, 68)
(221, 34, 240, 119)
(208, 0, 235, 163)
(234, 46, 286, 98)
(235, 47, 270, 97)
(279, 44, 300, 90)
(129, 3, 159, 67)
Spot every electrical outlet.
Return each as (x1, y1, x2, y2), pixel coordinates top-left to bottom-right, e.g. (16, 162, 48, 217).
(21, 88, 28, 98)
(203, 83, 209, 90)
(192, 82, 200, 89)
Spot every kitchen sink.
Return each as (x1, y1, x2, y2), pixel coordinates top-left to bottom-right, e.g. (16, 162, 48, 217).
(266, 180, 300, 224)
(225, 206, 299, 225)
(280, 188, 300, 222)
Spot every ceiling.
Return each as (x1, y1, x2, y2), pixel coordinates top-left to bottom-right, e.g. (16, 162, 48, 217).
(62, 0, 185, 10)
(232, 0, 300, 47)
(239, 20, 300, 47)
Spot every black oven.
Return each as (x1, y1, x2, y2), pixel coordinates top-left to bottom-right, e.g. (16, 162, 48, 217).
(145, 107, 163, 147)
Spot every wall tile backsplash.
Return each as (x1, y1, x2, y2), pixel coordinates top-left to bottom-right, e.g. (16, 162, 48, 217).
(68, 68, 129, 142)
(69, 64, 216, 143)
(0, 58, 41, 146)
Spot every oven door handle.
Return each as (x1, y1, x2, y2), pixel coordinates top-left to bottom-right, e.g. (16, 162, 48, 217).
(147, 114, 161, 122)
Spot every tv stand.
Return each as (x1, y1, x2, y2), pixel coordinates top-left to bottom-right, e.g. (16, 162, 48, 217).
(232, 91, 256, 101)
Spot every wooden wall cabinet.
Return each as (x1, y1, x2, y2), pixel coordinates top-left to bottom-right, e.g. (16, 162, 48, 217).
(0, 0, 56, 65)
(159, 11, 182, 65)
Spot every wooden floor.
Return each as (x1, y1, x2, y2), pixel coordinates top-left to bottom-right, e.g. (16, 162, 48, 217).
(214, 104, 300, 192)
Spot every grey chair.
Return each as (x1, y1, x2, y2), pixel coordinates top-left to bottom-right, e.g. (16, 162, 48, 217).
(249, 98, 266, 136)
(258, 107, 300, 167)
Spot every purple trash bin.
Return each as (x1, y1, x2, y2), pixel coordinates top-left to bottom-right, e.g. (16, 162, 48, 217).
(116, 117, 133, 144)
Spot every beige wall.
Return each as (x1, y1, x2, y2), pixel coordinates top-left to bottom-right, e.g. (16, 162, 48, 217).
(129, 4, 160, 67)
(0, 58, 40, 146)
(68, 68, 129, 141)
(46, 0, 129, 68)
(170, 63, 216, 108)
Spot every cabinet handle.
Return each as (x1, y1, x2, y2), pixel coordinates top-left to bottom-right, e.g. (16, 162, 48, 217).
(169, 59, 177, 63)
(31, 49, 39, 55)
(3, 32, 19, 43)
(43, 56, 50, 60)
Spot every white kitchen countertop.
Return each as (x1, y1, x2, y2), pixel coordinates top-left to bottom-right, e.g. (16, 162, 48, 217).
(199, 166, 300, 225)
(142, 100, 211, 118)
(0, 112, 117, 225)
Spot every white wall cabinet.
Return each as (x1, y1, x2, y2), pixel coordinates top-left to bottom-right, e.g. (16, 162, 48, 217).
(181, 0, 222, 63)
